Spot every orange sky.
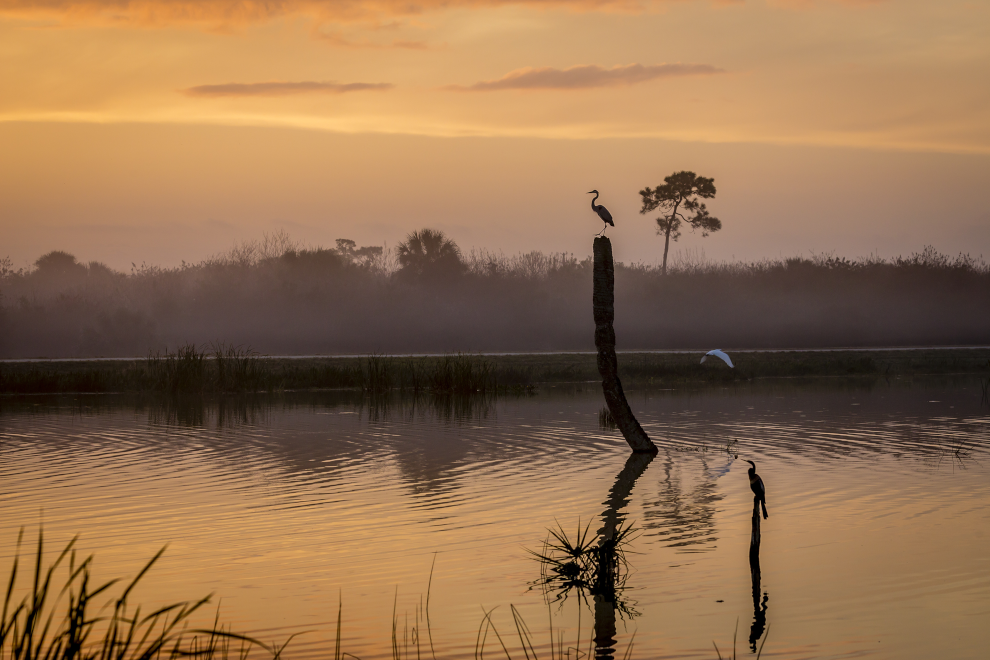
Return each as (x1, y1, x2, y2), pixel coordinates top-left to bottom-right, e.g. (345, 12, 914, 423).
(1, 0, 989, 268)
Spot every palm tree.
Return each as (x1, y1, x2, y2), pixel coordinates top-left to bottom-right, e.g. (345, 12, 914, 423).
(396, 229, 465, 278)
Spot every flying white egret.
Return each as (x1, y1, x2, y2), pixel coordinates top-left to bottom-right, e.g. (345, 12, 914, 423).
(701, 349, 734, 368)
(588, 190, 614, 235)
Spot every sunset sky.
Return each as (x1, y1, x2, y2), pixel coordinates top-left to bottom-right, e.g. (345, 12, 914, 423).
(1, 0, 988, 269)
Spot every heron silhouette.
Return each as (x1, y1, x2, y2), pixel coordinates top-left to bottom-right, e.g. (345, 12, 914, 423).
(588, 190, 614, 236)
(745, 460, 769, 520)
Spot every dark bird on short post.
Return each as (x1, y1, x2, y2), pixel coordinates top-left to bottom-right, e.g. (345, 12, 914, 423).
(588, 190, 614, 236)
(745, 460, 769, 519)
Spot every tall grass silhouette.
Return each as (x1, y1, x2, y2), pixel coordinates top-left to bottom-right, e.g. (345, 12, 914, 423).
(0, 528, 285, 660)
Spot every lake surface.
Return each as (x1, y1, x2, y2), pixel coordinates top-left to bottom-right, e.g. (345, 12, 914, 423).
(2, 379, 989, 659)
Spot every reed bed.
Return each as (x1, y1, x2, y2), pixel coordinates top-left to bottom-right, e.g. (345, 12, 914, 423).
(2, 348, 989, 395)
(598, 406, 618, 431)
(0, 349, 512, 395)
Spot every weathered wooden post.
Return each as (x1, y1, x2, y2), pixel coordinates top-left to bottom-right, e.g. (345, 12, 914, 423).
(593, 236, 658, 455)
(750, 496, 761, 552)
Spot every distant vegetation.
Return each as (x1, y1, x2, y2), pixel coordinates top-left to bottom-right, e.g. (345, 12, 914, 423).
(1, 230, 989, 358)
(2, 348, 987, 396)
(0, 346, 511, 395)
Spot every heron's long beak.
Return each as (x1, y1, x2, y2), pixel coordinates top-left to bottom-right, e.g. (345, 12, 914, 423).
(587, 191, 595, 194)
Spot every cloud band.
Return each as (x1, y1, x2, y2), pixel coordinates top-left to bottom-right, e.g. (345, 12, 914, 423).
(183, 80, 393, 97)
(448, 63, 724, 91)
(0, 0, 654, 26)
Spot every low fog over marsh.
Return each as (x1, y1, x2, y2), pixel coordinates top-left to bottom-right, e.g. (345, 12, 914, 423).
(1, 231, 988, 358)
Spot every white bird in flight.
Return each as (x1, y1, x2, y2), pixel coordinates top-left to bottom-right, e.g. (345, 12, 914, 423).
(701, 349, 734, 368)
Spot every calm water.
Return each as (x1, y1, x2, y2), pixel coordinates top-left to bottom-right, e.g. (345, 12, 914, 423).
(1, 380, 989, 659)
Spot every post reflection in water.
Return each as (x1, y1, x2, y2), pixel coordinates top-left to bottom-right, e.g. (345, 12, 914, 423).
(749, 494, 769, 654)
(530, 451, 655, 660)
(594, 451, 655, 659)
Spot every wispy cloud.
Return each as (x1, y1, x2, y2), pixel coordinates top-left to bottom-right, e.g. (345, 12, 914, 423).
(182, 81, 394, 97)
(0, 0, 671, 28)
(0, 0, 884, 28)
(447, 63, 724, 91)
(314, 31, 432, 50)
(771, 0, 885, 8)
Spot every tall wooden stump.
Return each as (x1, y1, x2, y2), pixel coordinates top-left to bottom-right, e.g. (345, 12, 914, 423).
(593, 237, 657, 454)
(750, 496, 762, 555)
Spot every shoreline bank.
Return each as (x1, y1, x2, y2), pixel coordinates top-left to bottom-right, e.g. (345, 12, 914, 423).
(2, 348, 988, 396)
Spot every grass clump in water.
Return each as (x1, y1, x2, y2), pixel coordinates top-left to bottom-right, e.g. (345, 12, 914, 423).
(527, 520, 638, 617)
(146, 343, 209, 393)
(213, 344, 269, 393)
(146, 343, 280, 394)
(425, 354, 496, 395)
(598, 406, 618, 431)
(365, 353, 394, 394)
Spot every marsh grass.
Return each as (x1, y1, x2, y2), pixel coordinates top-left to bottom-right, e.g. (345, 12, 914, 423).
(1, 527, 654, 660)
(598, 407, 617, 431)
(377, 551, 640, 660)
(358, 354, 498, 395)
(712, 620, 769, 660)
(473, 603, 637, 660)
(0, 363, 136, 395)
(425, 354, 496, 394)
(0, 528, 282, 660)
(0, 351, 506, 395)
(146, 344, 209, 394)
(365, 354, 393, 394)
(4, 348, 988, 396)
(146, 344, 284, 394)
(213, 345, 268, 393)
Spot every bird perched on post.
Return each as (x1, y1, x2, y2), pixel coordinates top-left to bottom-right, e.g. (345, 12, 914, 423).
(588, 190, 614, 235)
(745, 460, 769, 519)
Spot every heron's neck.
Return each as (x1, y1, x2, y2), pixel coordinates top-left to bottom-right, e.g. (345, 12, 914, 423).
(590, 192, 599, 208)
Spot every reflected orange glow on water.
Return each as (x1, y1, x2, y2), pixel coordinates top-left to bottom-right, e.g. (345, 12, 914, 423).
(1, 383, 988, 659)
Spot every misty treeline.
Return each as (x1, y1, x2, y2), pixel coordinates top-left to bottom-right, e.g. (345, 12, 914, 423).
(1, 230, 988, 358)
